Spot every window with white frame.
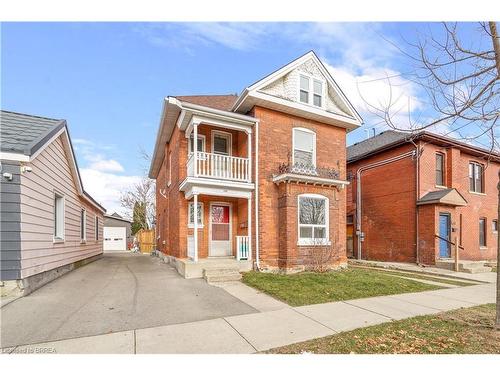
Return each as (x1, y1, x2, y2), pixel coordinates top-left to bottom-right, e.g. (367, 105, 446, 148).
(298, 194, 329, 245)
(80, 208, 86, 242)
(188, 202, 203, 227)
(469, 162, 484, 193)
(293, 128, 316, 167)
(298, 74, 324, 108)
(54, 193, 65, 241)
(95, 216, 99, 241)
(188, 134, 206, 154)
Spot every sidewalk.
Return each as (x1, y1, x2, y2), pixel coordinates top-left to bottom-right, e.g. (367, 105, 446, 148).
(3, 282, 495, 354)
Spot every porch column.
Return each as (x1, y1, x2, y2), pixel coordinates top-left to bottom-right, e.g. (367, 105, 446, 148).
(247, 131, 252, 183)
(247, 196, 252, 260)
(193, 193, 199, 262)
(193, 122, 198, 177)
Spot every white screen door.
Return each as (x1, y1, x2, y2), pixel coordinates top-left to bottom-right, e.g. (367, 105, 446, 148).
(210, 204, 231, 256)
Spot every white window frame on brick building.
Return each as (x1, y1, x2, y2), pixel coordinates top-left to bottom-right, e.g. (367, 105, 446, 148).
(297, 193, 330, 246)
(188, 201, 204, 228)
(469, 162, 484, 193)
(292, 127, 316, 167)
(298, 73, 325, 108)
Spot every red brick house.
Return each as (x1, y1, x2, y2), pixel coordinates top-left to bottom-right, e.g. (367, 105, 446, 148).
(346, 130, 499, 267)
(148, 51, 363, 277)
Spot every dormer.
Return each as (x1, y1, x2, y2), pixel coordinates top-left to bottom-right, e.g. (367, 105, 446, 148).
(232, 51, 363, 131)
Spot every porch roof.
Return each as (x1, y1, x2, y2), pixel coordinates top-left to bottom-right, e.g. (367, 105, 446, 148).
(417, 188, 468, 206)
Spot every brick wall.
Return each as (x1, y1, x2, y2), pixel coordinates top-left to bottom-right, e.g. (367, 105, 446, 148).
(251, 106, 347, 271)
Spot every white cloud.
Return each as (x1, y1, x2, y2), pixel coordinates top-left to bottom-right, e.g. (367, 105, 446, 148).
(80, 168, 141, 215)
(88, 158, 124, 173)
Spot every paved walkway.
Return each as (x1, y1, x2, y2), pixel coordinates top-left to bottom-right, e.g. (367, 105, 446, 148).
(350, 260, 497, 283)
(3, 282, 495, 354)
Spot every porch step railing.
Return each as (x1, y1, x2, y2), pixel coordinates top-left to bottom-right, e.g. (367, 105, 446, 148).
(236, 236, 250, 260)
(187, 151, 250, 182)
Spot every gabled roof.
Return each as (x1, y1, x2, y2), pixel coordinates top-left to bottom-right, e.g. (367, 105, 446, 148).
(417, 188, 467, 206)
(231, 51, 363, 128)
(0, 109, 106, 213)
(104, 212, 131, 223)
(175, 95, 237, 111)
(347, 129, 500, 163)
(347, 130, 410, 162)
(0, 110, 65, 155)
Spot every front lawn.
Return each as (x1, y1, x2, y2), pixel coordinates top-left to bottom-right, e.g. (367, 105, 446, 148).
(242, 268, 441, 306)
(267, 304, 500, 354)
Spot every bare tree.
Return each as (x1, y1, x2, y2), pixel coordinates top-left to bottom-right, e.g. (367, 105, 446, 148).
(360, 22, 500, 328)
(120, 148, 156, 230)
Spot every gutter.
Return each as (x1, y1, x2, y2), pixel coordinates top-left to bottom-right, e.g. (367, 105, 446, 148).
(356, 150, 416, 260)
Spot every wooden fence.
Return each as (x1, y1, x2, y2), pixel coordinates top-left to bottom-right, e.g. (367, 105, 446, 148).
(136, 229, 155, 253)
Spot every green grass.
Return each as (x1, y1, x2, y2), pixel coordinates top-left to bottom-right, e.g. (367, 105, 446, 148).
(267, 304, 500, 354)
(242, 268, 442, 306)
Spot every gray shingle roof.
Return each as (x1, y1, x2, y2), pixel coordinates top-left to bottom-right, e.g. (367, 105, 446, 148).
(0, 110, 64, 155)
(347, 130, 413, 163)
(417, 188, 467, 206)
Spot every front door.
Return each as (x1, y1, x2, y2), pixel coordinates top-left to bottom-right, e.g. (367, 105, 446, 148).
(210, 203, 232, 257)
(439, 213, 451, 258)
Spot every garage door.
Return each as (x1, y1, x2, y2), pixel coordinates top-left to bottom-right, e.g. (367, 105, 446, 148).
(103, 227, 127, 252)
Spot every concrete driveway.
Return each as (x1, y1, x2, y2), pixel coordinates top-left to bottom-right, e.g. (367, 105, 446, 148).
(0, 253, 256, 348)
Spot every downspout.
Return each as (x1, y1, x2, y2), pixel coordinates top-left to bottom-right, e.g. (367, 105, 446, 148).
(356, 150, 417, 260)
(254, 120, 261, 270)
(415, 143, 421, 265)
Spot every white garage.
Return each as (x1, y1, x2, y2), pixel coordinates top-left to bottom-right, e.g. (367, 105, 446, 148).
(103, 227, 127, 252)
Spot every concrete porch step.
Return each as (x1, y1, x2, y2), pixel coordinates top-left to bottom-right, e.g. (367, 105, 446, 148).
(204, 266, 242, 283)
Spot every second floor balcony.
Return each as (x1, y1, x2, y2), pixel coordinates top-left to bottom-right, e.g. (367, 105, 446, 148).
(187, 151, 251, 183)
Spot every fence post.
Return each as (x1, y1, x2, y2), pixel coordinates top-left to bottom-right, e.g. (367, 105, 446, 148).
(454, 236, 459, 272)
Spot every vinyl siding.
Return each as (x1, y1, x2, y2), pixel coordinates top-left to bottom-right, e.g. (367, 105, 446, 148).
(0, 160, 22, 280)
(19, 136, 103, 278)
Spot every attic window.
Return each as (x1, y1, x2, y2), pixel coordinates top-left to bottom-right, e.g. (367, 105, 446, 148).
(298, 74, 323, 108)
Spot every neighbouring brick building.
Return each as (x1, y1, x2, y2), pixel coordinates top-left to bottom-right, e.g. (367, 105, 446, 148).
(346, 130, 499, 266)
(148, 51, 363, 277)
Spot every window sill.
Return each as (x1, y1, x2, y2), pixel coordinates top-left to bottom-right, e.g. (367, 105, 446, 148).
(80, 240, 86, 244)
(435, 185, 447, 189)
(188, 224, 204, 229)
(53, 238, 65, 244)
(297, 240, 331, 247)
(469, 191, 486, 196)
(480, 246, 488, 250)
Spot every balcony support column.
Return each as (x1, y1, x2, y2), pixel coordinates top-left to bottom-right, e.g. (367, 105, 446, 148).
(193, 122, 198, 177)
(247, 131, 252, 183)
(193, 193, 199, 262)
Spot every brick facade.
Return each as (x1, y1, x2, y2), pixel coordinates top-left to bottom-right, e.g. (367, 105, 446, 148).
(347, 138, 499, 265)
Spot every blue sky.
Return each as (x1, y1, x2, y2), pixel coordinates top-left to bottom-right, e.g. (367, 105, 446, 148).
(1, 22, 488, 213)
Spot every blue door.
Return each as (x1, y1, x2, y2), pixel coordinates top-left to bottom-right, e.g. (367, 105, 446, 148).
(439, 213, 451, 258)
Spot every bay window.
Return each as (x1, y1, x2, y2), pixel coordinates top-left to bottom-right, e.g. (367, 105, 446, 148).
(298, 194, 329, 245)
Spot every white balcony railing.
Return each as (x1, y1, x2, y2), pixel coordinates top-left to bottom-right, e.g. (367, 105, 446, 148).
(187, 151, 250, 182)
(236, 236, 250, 260)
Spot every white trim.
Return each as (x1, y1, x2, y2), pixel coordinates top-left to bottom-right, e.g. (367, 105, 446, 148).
(292, 127, 316, 167)
(30, 127, 66, 161)
(297, 193, 330, 246)
(297, 72, 326, 109)
(232, 51, 363, 125)
(272, 173, 349, 187)
(211, 130, 232, 156)
(80, 207, 87, 242)
(53, 191, 65, 242)
(187, 133, 206, 154)
(209, 201, 233, 257)
(0, 152, 30, 162)
(188, 201, 204, 228)
(188, 114, 253, 134)
(95, 215, 99, 241)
